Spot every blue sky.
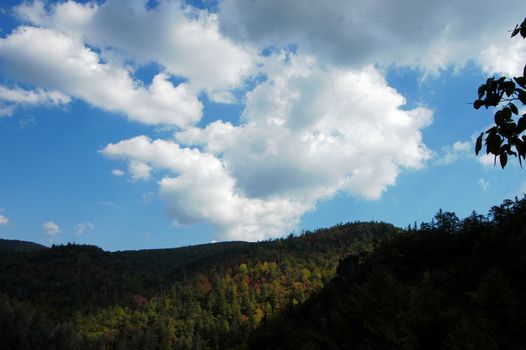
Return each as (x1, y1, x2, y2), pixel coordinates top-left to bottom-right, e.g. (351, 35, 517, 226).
(1, 0, 526, 251)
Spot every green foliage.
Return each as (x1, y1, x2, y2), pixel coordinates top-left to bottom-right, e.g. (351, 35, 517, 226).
(474, 17, 526, 168)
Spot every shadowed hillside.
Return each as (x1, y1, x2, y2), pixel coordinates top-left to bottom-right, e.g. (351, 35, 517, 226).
(248, 198, 526, 349)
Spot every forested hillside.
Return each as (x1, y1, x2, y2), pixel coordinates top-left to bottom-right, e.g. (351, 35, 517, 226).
(0, 222, 396, 349)
(249, 198, 526, 349)
(2, 197, 525, 349)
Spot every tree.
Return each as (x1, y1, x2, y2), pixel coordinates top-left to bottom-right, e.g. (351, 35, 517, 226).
(473, 17, 526, 168)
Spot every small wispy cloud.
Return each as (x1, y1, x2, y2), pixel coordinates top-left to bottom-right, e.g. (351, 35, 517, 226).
(111, 169, 125, 177)
(75, 222, 94, 236)
(142, 191, 155, 204)
(478, 178, 490, 191)
(0, 214, 9, 225)
(97, 201, 116, 207)
(42, 220, 61, 237)
(436, 141, 471, 166)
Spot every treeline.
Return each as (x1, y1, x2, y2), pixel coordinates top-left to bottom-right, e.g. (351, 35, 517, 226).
(0, 222, 396, 349)
(248, 198, 526, 349)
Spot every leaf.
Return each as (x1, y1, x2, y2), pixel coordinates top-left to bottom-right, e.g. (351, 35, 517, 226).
(475, 133, 483, 155)
(517, 116, 526, 133)
(473, 100, 482, 110)
(519, 90, 526, 104)
(514, 77, 526, 88)
(494, 110, 504, 125)
(502, 107, 512, 120)
(502, 81, 516, 96)
(500, 152, 508, 168)
(510, 103, 519, 115)
(488, 134, 503, 155)
(512, 25, 520, 37)
(487, 93, 501, 106)
(524, 64, 526, 79)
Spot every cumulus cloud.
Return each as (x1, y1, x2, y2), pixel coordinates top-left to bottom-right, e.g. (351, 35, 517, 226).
(0, 214, 9, 225)
(219, 0, 526, 74)
(103, 53, 431, 241)
(75, 222, 94, 235)
(0, 26, 202, 126)
(102, 135, 308, 241)
(14, 0, 257, 102)
(9, 0, 508, 242)
(178, 54, 432, 200)
(42, 220, 61, 236)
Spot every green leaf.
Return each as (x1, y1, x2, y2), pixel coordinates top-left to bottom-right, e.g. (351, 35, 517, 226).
(500, 152, 508, 168)
(475, 133, 483, 155)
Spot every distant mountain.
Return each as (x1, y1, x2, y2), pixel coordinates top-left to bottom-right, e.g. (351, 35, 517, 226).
(0, 238, 48, 252)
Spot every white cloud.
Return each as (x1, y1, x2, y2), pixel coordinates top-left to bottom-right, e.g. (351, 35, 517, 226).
(0, 85, 70, 105)
(75, 222, 94, 235)
(128, 160, 153, 180)
(0, 214, 9, 225)
(14, 0, 257, 102)
(0, 26, 202, 126)
(219, 0, 526, 74)
(0, 105, 15, 117)
(436, 141, 471, 166)
(178, 54, 432, 201)
(102, 135, 309, 241)
(0, 85, 70, 117)
(111, 169, 125, 176)
(479, 39, 526, 76)
(42, 220, 61, 236)
(103, 53, 431, 241)
(479, 153, 497, 167)
(479, 178, 490, 191)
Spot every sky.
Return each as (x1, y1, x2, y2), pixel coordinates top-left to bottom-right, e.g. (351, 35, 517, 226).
(1, 0, 526, 251)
